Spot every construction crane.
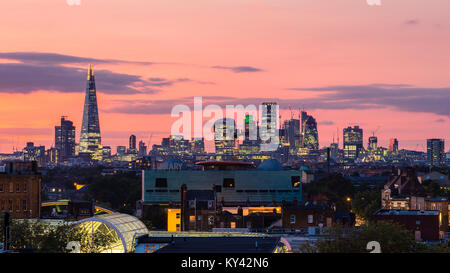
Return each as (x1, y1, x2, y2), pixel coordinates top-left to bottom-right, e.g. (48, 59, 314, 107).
(147, 132, 153, 148)
(372, 125, 381, 137)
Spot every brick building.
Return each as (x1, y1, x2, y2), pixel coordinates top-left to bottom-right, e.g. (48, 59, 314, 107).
(282, 201, 335, 229)
(372, 209, 444, 241)
(381, 168, 427, 210)
(0, 161, 42, 219)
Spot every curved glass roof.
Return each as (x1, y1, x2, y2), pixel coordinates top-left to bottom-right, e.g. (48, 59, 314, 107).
(74, 213, 149, 253)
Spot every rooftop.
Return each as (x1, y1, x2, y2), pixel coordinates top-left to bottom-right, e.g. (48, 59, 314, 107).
(137, 235, 284, 253)
(375, 209, 440, 216)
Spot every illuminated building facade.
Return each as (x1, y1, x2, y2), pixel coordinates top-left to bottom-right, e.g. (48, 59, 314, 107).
(190, 138, 205, 155)
(368, 136, 378, 150)
(214, 118, 237, 156)
(79, 65, 102, 160)
(117, 146, 126, 156)
(389, 138, 399, 153)
(55, 116, 75, 162)
(102, 146, 111, 158)
(343, 126, 363, 160)
(163, 135, 191, 156)
(22, 142, 46, 167)
(128, 135, 137, 154)
(138, 141, 148, 157)
(283, 119, 301, 152)
(300, 111, 318, 151)
(427, 139, 445, 166)
(239, 115, 260, 155)
(46, 147, 60, 164)
(260, 102, 279, 151)
(329, 143, 339, 160)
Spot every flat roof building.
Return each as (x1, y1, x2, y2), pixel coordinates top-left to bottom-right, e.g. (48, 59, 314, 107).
(141, 160, 302, 207)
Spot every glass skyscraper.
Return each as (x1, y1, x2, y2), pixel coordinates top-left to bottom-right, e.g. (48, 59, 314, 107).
(343, 125, 363, 160)
(214, 118, 237, 156)
(55, 116, 75, 161)
(301, 111, 319, 151)
(79, 65, 102, 159)
(427, 139, 445, 166)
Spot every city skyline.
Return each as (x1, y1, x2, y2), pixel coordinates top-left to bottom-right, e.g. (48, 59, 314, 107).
(0, 0, 449, 153)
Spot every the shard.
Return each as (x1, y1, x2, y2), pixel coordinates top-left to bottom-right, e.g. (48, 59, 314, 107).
(79, 65, 102, 158)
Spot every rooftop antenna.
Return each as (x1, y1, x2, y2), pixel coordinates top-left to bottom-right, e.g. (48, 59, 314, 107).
(148, 132, 153, 147)
(372, 125, 380, 137)
(337, 127, 340, 148)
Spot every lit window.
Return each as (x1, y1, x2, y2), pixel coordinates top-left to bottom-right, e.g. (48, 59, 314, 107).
(223, 178, 235, 188)
(290, 215, 296, 224)
(291, 176, 301, 188)
(308, 215, 313, 224)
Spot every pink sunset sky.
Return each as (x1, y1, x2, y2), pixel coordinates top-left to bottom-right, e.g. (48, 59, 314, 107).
(0, 0, 449, 153)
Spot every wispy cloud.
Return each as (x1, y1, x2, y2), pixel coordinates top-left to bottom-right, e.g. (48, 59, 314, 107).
(319, 121, 335, 126)
(0, 52, 209, 94)
(287, 84, 450, 117)
(211, 65, 263, 73)
(0, 63, 158, 94)
(0, 52, 157, 66)
(106, 83, 450, 117)
(405, 19, 420, 25)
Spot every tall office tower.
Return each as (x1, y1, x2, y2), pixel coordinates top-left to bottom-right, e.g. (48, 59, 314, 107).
(128, 134, 137, 154)
(46, 147, 60, 164)
(160, 135, 190, 155)
(389, 138, 399, 153)
(368, 136, 378, 150)
(55, 116, 76, 162)
(214, 118, 237, 155)
(117, 146, 126, 156)
(138, 141, 148, 157)
(102, 146, 111, 158)
(300, 111, 319, 151)
(22, 142, 46, 167)
(330, 143, 339, 160)
(239, 115, 260, 154)
(191, 138, 205, 155)
(283, 119, 301, 149)
(343, 126, 363, 160)
(427, 139, 445, 166)
(260, 102, 279, 151)
(79, 65, 102, 159)
(243, 114, 259, 145)
(129, 135, 136, 150)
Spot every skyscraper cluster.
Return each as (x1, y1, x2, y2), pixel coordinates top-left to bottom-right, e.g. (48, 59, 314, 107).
(14, 65, 447, 168)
